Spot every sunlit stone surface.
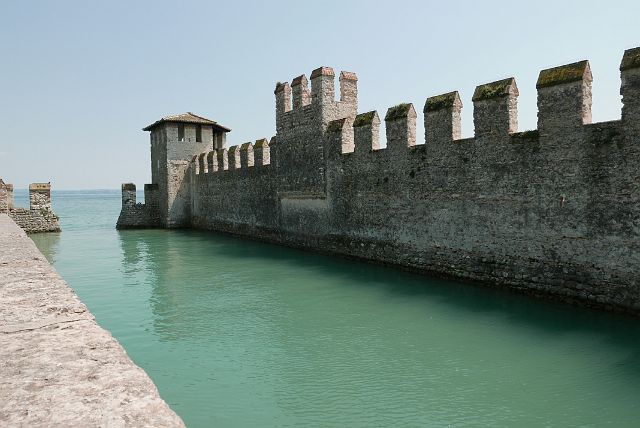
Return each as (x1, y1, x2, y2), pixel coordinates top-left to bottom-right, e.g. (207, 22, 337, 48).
(0, 213, 184, 427)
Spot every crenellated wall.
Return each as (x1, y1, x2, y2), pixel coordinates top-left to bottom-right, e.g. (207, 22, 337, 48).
(0, 180, 8, 213)
(0, 180, 61, 233)
(191, 139, 278, 233)
(121, 47, 640, 314)
(116, 183, 161, 229)
(274, 69, 358, 196)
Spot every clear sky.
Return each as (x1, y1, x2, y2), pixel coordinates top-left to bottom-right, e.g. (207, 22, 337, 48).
(0, 0, 638, 189)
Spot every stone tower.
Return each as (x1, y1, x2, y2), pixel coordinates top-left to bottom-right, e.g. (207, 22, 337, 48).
(274, 67, 358, 196)
(142, 112, 230, 227)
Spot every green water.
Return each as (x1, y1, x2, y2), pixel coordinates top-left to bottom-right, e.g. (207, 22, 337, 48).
(20, 190, 640, 427)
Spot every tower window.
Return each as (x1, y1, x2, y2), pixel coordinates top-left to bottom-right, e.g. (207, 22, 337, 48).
(196, 125, 202, 142)
(178, 124, 185, 141)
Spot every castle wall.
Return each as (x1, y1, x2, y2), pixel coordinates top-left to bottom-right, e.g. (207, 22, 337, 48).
(0, 181, 61, 233)
(120, 48, 640, 314)
(116, 183, 161, 229)
(164, 124, 213, 228)
(0, 182, 15, 212)
(274, 69, 357, 197)
(191, 152, 278, 233)
(317, 56, 639, 311)
(0, 182, 7, 213)
(324, 120, 639, 310)
(6, 184, 13, 210)
(8, 207, 60, 233)
(144, 123, 215, 228)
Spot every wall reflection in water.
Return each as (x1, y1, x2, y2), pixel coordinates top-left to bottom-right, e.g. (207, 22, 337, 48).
(118, 229, 280, 345)
(114, 227, 640, 427)
(29, 232, 61, 264)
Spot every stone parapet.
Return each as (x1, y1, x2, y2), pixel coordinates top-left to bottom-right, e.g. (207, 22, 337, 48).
(0, 180, 60, 233)
(116, 182, 161, 230)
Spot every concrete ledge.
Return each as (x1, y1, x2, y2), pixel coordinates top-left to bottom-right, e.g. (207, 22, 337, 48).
(0, 214, 184, 427)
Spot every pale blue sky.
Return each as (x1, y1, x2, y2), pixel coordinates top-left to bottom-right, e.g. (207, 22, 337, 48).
(0, 0, 638, 189)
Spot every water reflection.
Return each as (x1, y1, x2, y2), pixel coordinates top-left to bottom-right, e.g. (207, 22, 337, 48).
(114, 227, 640, 426)
(117, 227, 640, 356)
(118, 229, 276, 344)
(29, 232, 61, 263)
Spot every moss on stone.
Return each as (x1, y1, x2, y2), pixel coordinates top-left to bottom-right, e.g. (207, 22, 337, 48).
(536, 61, 588, 88)
(291, 75, 306, 87)
(472, 78, 515, 101)
(274, 82, 287, 93)
(326, 119, 346, 133)
(353, 111, 377, 127)
(240, 142, 252, 151)
(122, 183, 136, 191)
(310, 66, 334, 79)
(424, 92, 459, 112)
(620, 47, 640, 71)
(254, 138, 269, 148)
(385, 103, 413, 121)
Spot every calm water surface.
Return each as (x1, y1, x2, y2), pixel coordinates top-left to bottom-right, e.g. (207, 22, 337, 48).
(16, 190, 640, 427)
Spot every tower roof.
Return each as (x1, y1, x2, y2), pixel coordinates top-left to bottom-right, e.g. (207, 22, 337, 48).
(142, 112, 231, 132)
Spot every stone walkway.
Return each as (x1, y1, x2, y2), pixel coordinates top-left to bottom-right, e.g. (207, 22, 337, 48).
(0, 214, 184, 427)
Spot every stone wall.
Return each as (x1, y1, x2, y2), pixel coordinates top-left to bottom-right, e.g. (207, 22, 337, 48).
(29, 183, 52, 211)
(123, 122, 218, 229)
(9, 207, 60, 234)
(0, 214, 184, 426)
(0, 181, 60, 233)
(121, 47, 640, 314)
(116, 183, 161, 229)
(5, 184, 13, 210)
(0, 180, 7, 212)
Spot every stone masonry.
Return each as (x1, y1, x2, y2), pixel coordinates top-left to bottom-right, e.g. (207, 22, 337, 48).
(119, 47, 640, 315)
(0, 180, 61, 233)
(117, 112, 229, 229)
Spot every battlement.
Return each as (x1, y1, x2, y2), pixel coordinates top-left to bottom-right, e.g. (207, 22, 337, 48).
(352, 111, 380, 152)
(325, 48, 640, 159)
(193, 138, 273, 175)
(28, 183, 52, 212)
(120, 46, 640, 314)
(620, 47, 640, 125)
(116, 182, 160, 229)
(473, 77, 518, 138)
(276, 67, 358, 110)
(0, 179, 10, 213)
(275, 67, 359, 133)
(0, 179, 60, 233)
(424, 91, 462, 146)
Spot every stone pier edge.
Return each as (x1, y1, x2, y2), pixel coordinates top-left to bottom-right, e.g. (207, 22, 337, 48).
(0, 214, 184, 427)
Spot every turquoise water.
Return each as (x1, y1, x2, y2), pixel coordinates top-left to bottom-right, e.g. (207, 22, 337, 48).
(17, 190, 640, 427)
